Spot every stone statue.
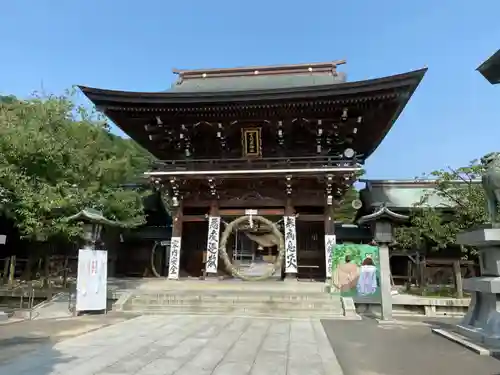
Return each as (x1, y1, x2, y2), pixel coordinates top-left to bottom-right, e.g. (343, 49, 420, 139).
(481, 152, 500, 225)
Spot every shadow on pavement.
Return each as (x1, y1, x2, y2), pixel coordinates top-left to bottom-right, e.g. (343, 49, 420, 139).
(423, 319, 500, 362)
(321, 318, 500, 375)
(0, 335, 49, 347)
(0, 314, 132, 374)
(0, 335, 73, 375)
(422, 319, 457, 330)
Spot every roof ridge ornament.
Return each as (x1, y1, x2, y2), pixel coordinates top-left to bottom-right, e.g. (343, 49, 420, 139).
(357, 203, 409, 225)
(172, 60, 347, 79)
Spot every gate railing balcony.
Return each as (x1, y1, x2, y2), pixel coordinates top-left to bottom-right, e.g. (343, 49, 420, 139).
(153, 155, 362, 172)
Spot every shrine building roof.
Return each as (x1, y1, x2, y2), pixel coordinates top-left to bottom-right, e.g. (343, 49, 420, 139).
(168, 60, 347, 92)
(79, 61, 427, 162)
(477, 49, 500, 84)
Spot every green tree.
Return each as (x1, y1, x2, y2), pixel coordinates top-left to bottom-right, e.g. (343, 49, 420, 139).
(0, 92, 153, 242)
(336, 169, 365, 223)
(336, 186, 361, 222)
(0, 95, 17, 104)
(395, 160, 486, 255)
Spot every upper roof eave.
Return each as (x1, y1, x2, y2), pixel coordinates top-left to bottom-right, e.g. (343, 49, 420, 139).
(173, 60, 347, 77)
(79, 68, 428, 107)
(477, 49, 500, 85)
(360, 178, 481, 187)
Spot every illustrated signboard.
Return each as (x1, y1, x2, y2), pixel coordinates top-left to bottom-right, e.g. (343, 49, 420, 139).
(330, 244, 380, 298)
(76, 249, 108, 312)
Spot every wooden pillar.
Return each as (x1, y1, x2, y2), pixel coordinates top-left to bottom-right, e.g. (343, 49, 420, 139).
(167, 201, 183, 280)
(284, 197, 298, 280)
(324, 205, 335, 234)
(172, 204, 183, 237)
(284, 197, 294, 217)
(205, 200, 221, 278)
(324, 174, 336, 281)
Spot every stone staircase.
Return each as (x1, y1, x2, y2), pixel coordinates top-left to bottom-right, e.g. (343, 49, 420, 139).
(119, 288, 346, 319)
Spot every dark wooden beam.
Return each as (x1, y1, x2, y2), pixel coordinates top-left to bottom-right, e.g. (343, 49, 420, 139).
(183, 215, 207, 222)
(219, 208, 284, 216)
(297, 214, 324, 222)
(183, 196, 325, 208)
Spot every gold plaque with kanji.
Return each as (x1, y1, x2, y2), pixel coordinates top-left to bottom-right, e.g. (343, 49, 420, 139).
(242, 128, 261, 157)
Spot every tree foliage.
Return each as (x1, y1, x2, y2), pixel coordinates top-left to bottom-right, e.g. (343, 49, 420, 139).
(336, 186, 360, 222)
(336, 169, 365, 223)
(0, 92, 154, 242)
(395, 160, 486, 255)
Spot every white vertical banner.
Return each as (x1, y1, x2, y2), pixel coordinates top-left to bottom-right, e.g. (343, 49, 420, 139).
(76, 249, 108, 312)
(168, 237, 182, 280)
(284, 216, 298, 273)
(205, 216, 221, 274)
(324, 235, 336, 278)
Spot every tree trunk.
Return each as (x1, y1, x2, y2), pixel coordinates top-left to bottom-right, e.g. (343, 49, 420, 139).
(418, 256, 427, 289)
(8, 255, 16, 285)
(453, 260, 464, 299)
(43, 254, 50, 288)
(2, 257, 10, 284)
(62, 256, 69, 288)
(405, 260, 412, 292)
(21, 255, 35, 281)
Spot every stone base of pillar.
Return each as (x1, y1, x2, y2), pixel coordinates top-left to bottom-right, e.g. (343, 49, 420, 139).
(454, 228, 500, 346)
(204, 272, 218, 279)
(284, 273, 298, 282)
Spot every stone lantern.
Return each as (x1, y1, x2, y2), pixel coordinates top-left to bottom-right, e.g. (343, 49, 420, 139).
(66, 208, 127, 278)
(358, 204, 409, 321)
(66, 208, 122, 249)
(451, 228, 500, 349)
(66, 208, 124, 314)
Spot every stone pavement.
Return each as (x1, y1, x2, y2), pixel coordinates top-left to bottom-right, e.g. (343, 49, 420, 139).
(322, 317, 500, 375)
(0, 314, 135, 365)
(0, 315, 344, 375)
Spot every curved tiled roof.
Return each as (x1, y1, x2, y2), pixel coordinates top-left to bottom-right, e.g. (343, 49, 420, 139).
(79, 64, 427, 161)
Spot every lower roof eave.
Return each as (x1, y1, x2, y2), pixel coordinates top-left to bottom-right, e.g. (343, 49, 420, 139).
(79, 68, 427, 105)
(145, 166, 361, 178)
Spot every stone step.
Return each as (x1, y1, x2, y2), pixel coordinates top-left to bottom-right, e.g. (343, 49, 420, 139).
(123, 304, 344, 317)
(125, 302, 343, 312)
(124, 302, 342, 311)
(125, 309, 347, 319)
(122, 295, 344, 318)
(127, 299, 342, 309)
(128, 298, 341, 307)
(120, 288, 346, 318)
(128, 297, 338, 305)
(128, 292, 336, 302)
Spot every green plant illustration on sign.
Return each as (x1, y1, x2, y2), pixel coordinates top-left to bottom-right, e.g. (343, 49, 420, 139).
(331, 243, 380, 298)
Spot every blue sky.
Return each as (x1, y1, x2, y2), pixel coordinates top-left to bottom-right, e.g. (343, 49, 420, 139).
(1, 0, 499, 179)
